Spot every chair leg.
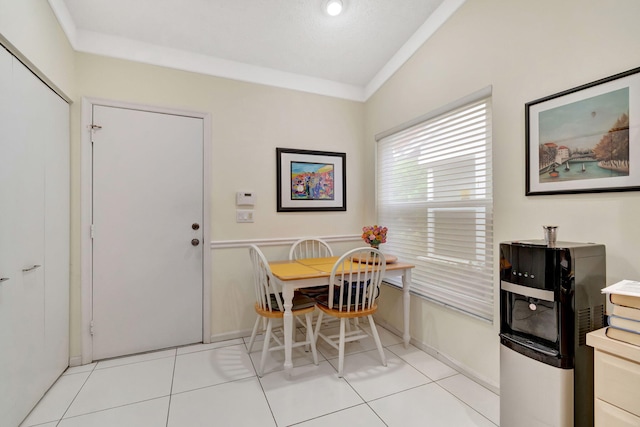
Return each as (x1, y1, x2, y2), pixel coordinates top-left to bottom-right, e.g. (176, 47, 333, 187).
(247, 316, 261, 353)
(258, 319, 273, 377)
(302, 309, 319, 352)
(338, 317, 346, 377)
(305, 312, 319, 366)
(298, 315, 309, 352)
(314, 311, 324, 343)
(367, 315, 387, 367)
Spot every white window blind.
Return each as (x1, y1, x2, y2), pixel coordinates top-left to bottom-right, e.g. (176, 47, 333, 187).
(376, 95, 493, 321)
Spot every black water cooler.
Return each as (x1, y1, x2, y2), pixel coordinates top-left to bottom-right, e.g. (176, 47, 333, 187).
(499, 241, 606, 427)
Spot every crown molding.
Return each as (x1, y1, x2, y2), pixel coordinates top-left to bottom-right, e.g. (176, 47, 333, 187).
(48, 0, 465, 102)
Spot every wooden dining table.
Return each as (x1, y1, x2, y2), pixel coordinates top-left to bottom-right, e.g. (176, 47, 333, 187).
(269, 255, 415, 378)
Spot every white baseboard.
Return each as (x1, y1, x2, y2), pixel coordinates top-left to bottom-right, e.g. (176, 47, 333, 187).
(68, 356, 83, 367)
(373, 316, 500, 395)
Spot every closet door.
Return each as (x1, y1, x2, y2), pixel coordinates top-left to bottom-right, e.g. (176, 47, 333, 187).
(0, 50, 13, 262)
(11, 50, 48, 421)
(0, 46, 25, 427)
(0, 47, 68, 427)
(43, 74, 70, 384)
(0, 49, 15, 286)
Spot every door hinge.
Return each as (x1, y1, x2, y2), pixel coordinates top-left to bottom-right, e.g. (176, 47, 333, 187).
(90, 321, 95, 336)
(90, 224, 95, 239)
(89, 124, 102, 143)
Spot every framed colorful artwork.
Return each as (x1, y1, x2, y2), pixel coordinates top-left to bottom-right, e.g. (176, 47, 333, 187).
(526, 66, 639, 195)
(276, 147, 346, 212)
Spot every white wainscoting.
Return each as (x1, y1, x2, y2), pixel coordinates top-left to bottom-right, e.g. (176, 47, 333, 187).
(210, 234, 361, 249)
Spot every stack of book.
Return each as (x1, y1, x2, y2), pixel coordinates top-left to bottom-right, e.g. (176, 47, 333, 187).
(602, 280, 640, 346)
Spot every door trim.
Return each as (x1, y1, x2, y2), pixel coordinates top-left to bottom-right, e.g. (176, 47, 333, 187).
(80, 97, 212, 364)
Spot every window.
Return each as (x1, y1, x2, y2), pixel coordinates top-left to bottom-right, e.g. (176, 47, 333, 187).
(376, 91, 493, 321)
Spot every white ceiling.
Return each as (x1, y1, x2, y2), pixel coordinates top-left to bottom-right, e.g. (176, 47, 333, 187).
(48, 0, 465, 101)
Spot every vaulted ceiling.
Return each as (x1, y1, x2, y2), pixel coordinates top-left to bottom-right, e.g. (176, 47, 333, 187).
(48, 0, 464, 101)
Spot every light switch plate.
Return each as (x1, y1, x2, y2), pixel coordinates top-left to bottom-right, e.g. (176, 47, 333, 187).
(236, 209, 254, 223)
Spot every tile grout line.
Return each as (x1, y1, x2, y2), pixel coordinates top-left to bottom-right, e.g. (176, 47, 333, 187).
(384, 344, 438, 383)
(285, 403, 376, 427)
(93, 351, 177, 371)
(52, 397, 173, 423)
(174, 339, 246, 356)
(24, 362, 95, 426)
(165, 351, 178, 427)
(382, 343, 498, 422)
(170, 374, 258, 397)
(251, 349, 280, 427)
(169, 342, 258, 397)
(333, 359, 392, 427)
(297, 333, 431, 426)
(56, 351, 176, 424)
(56, 363, 98, 425)
(432, 381, 499, 426)
(338, 344, 430, 425)
(30, 329, 498, 426)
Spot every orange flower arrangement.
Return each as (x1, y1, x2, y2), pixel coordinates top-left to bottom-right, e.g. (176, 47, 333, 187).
(362, 225, 387, 248)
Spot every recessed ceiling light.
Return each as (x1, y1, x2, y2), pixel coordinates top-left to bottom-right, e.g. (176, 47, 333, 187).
(326, 0, 343, 16)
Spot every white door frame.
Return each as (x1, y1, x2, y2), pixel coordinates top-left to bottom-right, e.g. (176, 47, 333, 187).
(80, 97, 212, 364)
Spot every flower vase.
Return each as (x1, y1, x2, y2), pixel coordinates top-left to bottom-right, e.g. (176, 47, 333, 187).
(369, 245, 382, 264)
(370, 244, 380, 259)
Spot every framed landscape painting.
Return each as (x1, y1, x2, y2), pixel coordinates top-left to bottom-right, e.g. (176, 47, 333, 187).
(276, 147, 346, 212)
(526, 66, 640, 195)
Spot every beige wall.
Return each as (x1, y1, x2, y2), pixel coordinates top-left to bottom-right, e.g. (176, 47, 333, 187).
(366, 0, 640, 387)
(0, 0, 75, 98)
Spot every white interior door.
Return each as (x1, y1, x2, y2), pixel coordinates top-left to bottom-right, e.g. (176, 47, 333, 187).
(92, 105, 204, 360)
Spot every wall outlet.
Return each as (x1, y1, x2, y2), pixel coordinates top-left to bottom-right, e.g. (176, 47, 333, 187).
(236, 209, 254, 223)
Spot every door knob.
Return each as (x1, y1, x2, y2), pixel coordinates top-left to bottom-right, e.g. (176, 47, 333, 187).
(191, 239, 200, 246)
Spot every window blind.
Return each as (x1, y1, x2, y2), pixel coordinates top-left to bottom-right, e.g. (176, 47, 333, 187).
(376, 96, 493, 321)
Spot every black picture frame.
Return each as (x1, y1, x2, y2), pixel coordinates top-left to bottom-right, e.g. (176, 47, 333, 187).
(525, 66, 639, 195)
(276, 147, 346, 212)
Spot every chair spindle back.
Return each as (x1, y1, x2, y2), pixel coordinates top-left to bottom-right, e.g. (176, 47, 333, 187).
(329, 247, 386, 313)
(249, 244, 283, 313)
(289, 238, 333, 260)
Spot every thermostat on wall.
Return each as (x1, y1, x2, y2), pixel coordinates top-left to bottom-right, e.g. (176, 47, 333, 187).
(236, 191, 256, 206)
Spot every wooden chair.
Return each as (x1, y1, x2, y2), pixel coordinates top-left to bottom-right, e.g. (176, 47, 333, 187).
(289, 238, 333, 298)
(246, 245, 319, 377)
(313, 247, 387, 377)
(289, 238, 333, 260)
